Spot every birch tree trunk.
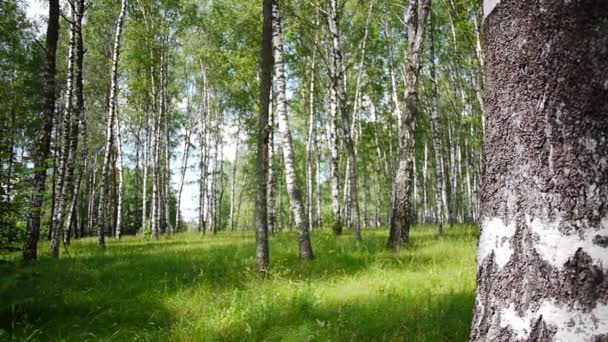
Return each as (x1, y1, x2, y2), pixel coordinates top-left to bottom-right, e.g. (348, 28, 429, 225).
(23, 0, 60, 263)
(97, 0, 127, 249)
(314, 131, 322, 229)
(471, 2, 608, 340)
(428, 11, 447, 236)
(387, 0, 430, 249)
(151, 62, 160, 239)
(162, 57, 173, 235)
(50, 2, 77, 257)
(198, 63, 208, 235)
(235, 172, 248, 230)
(229, 119, 240, 231)
(65, 0, 86, 245)
(255, 0, 273, 272)
(141, 110, 149, 233)
(272, 1, 314, 259)
(115, 120, 124, 239)
(327, 0, 361, 240)
(327, 63, 341, 235)
(267, 98, 276, 236)
(305, 50, 316, 233)
(176, 126, 192, 231)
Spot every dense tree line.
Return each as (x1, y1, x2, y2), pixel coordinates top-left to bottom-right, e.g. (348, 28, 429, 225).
(2, 0, 484, 260)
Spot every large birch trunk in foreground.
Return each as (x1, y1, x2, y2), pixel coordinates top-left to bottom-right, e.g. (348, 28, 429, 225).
(471, 1, 608, 340)
(272, 0, 314, 260)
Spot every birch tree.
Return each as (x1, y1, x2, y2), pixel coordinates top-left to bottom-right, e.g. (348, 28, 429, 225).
(387, 0, 430, 249)
(428, 10, 447, 236)
(272, 0, 314, 260)
(50, 1, 78, 256)
(327, 0, 361, 240)
(23, 0, 60, 263)
(255, 0, 274, 272)
(64, 0, 86, 245)
(471, 1, 608, 340)
(97, 0, 127, 249)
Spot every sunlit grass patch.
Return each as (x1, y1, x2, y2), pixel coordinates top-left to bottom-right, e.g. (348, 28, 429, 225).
(0, 224, 477, 341)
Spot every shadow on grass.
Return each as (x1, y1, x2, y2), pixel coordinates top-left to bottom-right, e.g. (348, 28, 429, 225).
(0, 225, 476, 340)
(214, 289, 475, 341)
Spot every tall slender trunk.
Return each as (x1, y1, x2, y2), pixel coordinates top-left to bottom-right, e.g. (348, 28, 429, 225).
(278, 163, 283, 231)
(162, 56, 173, 235)
(255, 0, 273, 272)
(4, 99, 15, 204)
(422, 140, 428, 223)
(115, 120, 124, 239)
(267, 99, 276, 236)
(387, 0, 430, 249)
(209, 106, 221, 234)
(23, 0, 60, 263)
(272, 0, 314, 259)
(327, 76, 341, 235)
(306, 50, 316, 232)
(213, 111, 224, 234)
(327, 0, 361, 240)
(64, 0, 86, 245)
(50, 2, 78, 257)
(150, 61, 160, 239)
(141, 110, 149, 233)
(132, 126, 141, 233)
(314, 130, 322, 229)
(176, 126, 192, 231)
(384, 24, 400, 225)
(97, 0, 127, 249)
(235, 172, 248, 230)
(198, 63, 208, 235)
(229, 119, 240, 231)
(87, 154, 97, 235)
(326, 3, 341, 235)
(428, 11, 446, 235)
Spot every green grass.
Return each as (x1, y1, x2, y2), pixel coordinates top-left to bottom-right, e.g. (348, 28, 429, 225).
(0, 225, 478, 341)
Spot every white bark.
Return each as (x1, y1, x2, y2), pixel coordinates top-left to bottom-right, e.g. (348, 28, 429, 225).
(273, 1, 313, 259)
(97, 0, 127, 248)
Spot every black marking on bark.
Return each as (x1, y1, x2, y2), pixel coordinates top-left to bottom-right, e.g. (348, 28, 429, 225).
(593, 235, 608, 248)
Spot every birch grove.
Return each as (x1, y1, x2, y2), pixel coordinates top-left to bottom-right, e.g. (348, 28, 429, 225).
(11, 0, 487, 274)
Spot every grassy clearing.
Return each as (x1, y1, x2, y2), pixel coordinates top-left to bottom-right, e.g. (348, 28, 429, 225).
(0, 225, 477, 341)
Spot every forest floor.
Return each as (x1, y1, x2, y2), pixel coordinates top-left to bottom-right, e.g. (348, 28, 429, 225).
(0, 225, 477, 341)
